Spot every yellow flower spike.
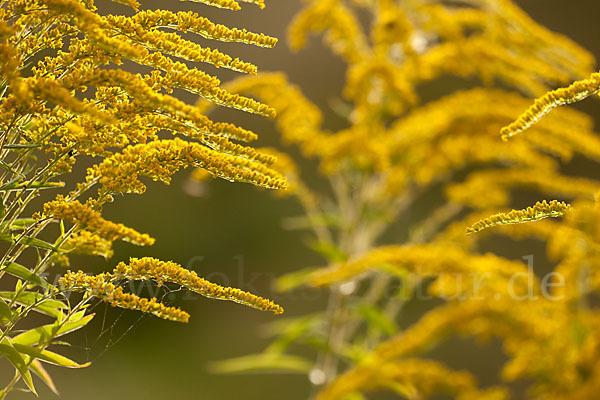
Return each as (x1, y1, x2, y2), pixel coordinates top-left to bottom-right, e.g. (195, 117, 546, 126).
(89, 138, 286, 195)
(594, 191, 600, 207)
(492, 0, 594, 78)
(107, 11, 277, 48)
(501, 72, 600, 140)
(82, 67, 274, 126)
(61, 230, 115, 259)
(182, 0, 242, 11)
(59, 270, 190, 322)
(185, 0, 264, 10)
(446, 168, 600, 209)
(199, 137, 278, 166)
(109, 19, 260, 74)
(308, 243, 536, 291)
(111, 0, 140, 10)
(250, 147, 320, 206)
(113, 257, 284, 314)
(351, 358, 506, 400)
(43, 0, 144, 59)
(438, 209, 560, 251)
(13, 77, 114, 124)
(466, 200, 573, 234)
(44, 196, 155, 246)
(197, 73, 325, 157)
(239, 0, 265, 9)
(288, 0, 369, 64)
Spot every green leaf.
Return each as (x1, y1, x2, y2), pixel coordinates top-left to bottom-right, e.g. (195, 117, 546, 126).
(19, 236, 58, 251)
(0, 180, 64, 191)
(262, 314, 321, 355)
(13, 343, 90, 368)
(211, 353, 312, 374)
(0, 336, 36, 395)
(3, 143, 41, 149)
(30, 359, 58, 395)
(0, 160, 23, 177)
(12, 313, 94, 346)
(276, 267, 321, 292)
(0, 218, 36, 232)
(338, 342, 369, 363)
(309, 240, 348, 263)
(0, 262, 49, 288)
(338, 393, 366, 400)
(0, 176, 20, 191)
(0, 297, 11, 324)
(353, 301, 397, 337)
(0, 291, 66, 318)
(0, 234, 61, 252)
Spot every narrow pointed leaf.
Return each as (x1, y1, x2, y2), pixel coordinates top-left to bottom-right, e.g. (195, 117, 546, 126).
(0, 291, 65, 318)
(0, 234, 61, 251)
(0, 159, 18, 174)
(0, 297, 11, 324)
(0, 262, 48, 288)
(309, 241, 348, 263)
(0, 337, 36, 395)
(17, 236, 59, 251)
(276, 267, 321, 292)
(354, 302, 397, 336)
(0, 181, 63, 191)
(211, 353, 312, 374)
(30, 360, 58, 395)
(13, 343, 90, 368)
(12, 313, 94, 346)
(0, 218, 36, 232)
(3, 144, 41, 149)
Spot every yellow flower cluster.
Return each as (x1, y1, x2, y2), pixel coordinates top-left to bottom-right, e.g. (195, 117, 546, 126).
(41, 0, 145, 58)
(10, 77, 113, 124)
(466, 200, 573, 234)
(501, 71, 600, 140)
(61, 230, 115, 259)
(59, 270, 191, 322)
(447, 168, 600, 209)
(59, 257, 283, 321)
(114, 257, 284, 314)
(285, 0, 592, 128)
(43, 196, 155, 246)
(186, 0, 244, 11)
(309, 244, 535, 296)
(88, 138, 286, 196)
(108, 10, 277, 47)
(208, 1, 600, 399)
(108, 16, 260, 74)
(0, 0, 288, 394)
(342, 358, 506, 400)
(288, 0, 369, 65)
(311, 240, 600, 398)
(2, 0, 280, 182)
(211, 75, 600, 187)
(186, 0, 265, 11)
(315, 297, 587, 400)
(198, 73, 324, 154)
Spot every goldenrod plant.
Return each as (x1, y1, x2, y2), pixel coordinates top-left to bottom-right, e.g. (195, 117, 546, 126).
(199, 0, 600, 399)
(0, 0, 283, 396)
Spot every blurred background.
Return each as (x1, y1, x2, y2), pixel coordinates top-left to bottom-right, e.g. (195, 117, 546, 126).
(5, 0, 600, 398)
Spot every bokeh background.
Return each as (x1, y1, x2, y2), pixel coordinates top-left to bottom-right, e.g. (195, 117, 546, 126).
(5, 0, 600, 399)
